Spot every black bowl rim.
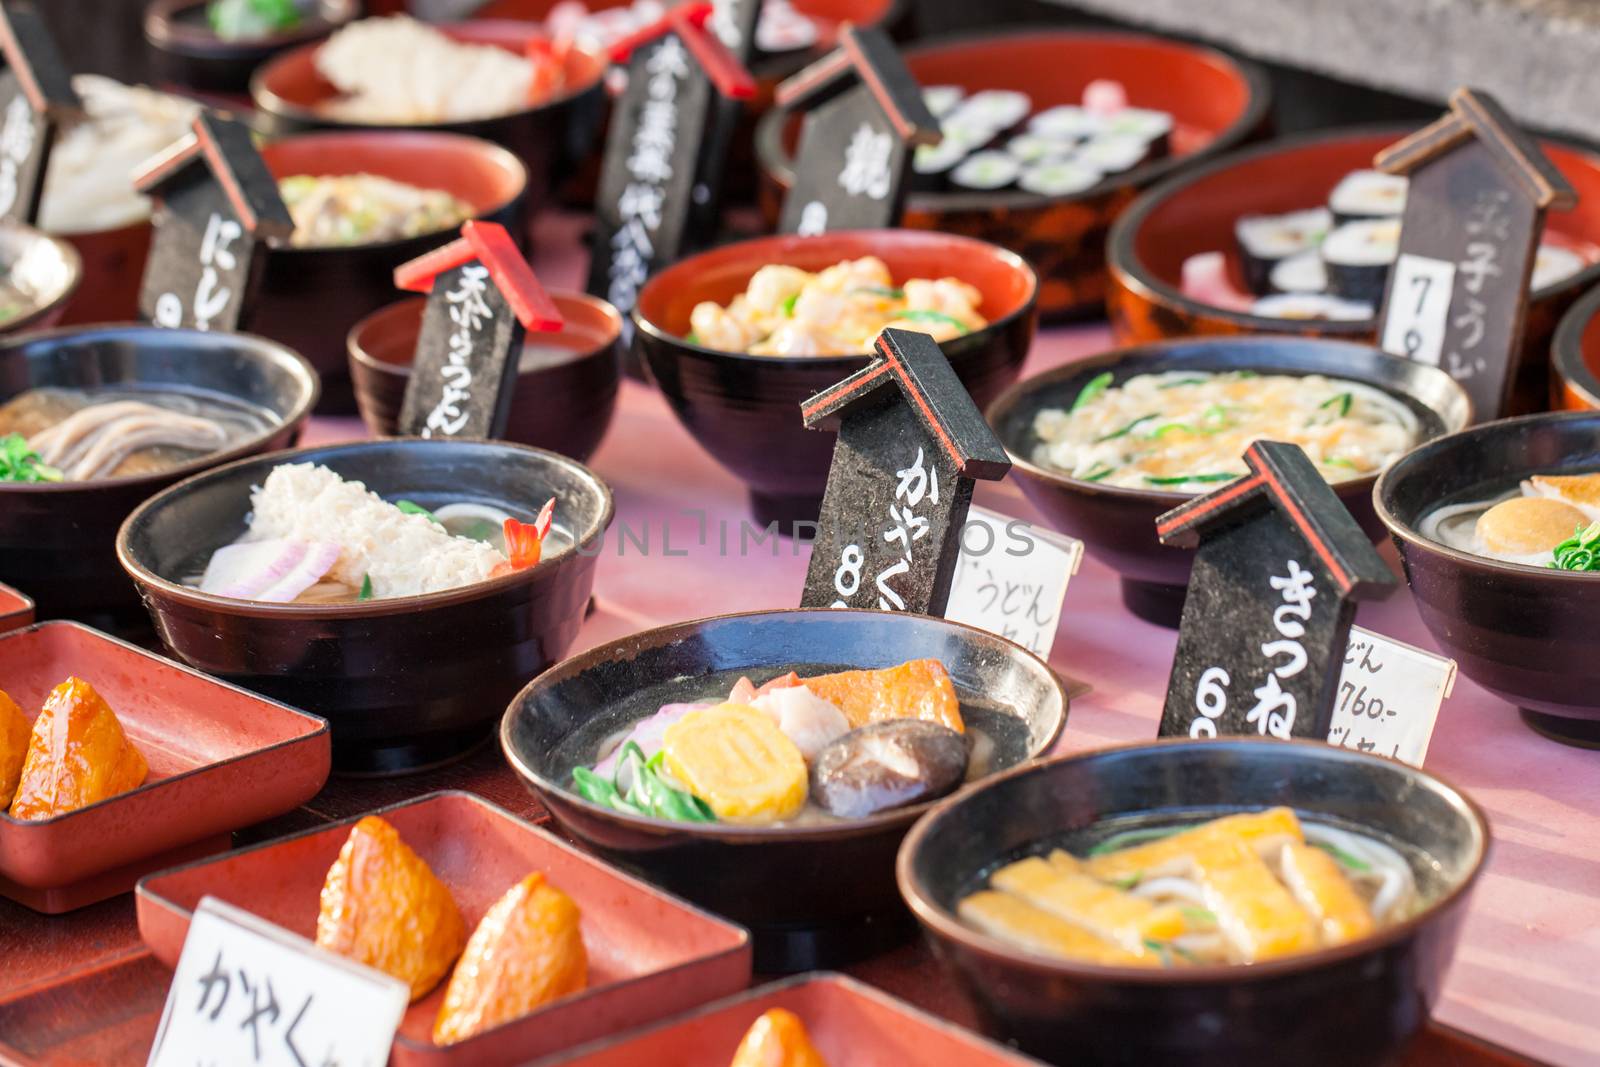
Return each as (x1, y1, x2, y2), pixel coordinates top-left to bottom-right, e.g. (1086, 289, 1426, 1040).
(0, 325, 320, 497)
(632, 228, 1039, 367)
(983, 334, 1474, 505)
(1551, 282, 1600, 410)
(500, 607, 1069, 842)
(260, 128, 529, 257)
(896, 735, 1491, 986)
(1107, 122, 1600, 333)
(144, 0, 355, 55)
(249, 19, 608, 129)
(1, 219, 83, 334)
(755, 25, 1272, 216)
(1375, 407, 1600, 582)
(114, 436, 616, 618)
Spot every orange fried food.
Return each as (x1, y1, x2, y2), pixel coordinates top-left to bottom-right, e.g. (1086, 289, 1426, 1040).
(729, 1008, 830, 1067)
(0, 688, 30, 807)
(9, 677, 147, 820)
(433, 872, 588, 1045)
(801, 659, 964, 734)
(314, 816, 467, 1001)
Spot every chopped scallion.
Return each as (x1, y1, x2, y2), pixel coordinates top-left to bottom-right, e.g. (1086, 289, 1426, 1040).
(1095, 413, 1158, 442)
(1144, 472, 1239, 486)
(1070, 371, 1113, 412)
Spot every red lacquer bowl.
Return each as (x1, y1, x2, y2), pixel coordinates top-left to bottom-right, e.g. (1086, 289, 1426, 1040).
(1552, 283, 1600, 410)
(756, 28, 1271, 320)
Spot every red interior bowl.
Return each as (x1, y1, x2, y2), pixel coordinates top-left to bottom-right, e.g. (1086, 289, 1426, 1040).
(1552, 283, 1600, 410)
(1108, 124, 1600, 415)
(56, 220, 152, 326)
(0, 621, 330, 913)
(756, 29, 1270, 320)
(0, 582, 33, 634)
(137, 791, 752, 1067)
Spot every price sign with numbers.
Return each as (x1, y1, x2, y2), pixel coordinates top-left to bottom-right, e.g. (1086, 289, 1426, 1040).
(148, 895, 408, 1067)
(1379, 254, 1456, 368)
(1327, 625, 1456, 766)
(945, 506, 1082, 659)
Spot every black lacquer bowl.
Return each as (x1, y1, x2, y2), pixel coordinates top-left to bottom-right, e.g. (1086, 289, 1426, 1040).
(118, 439, 613, 775)
(144, 0, 357, 95)
(634, 229, 1038, 528)
(1377, 410, 1600, 747)
(986, 336, 1471, 627)
(898, 739, 1489, 1067)
(501, 608, 1067, 973)
(0, 326, 318, 627)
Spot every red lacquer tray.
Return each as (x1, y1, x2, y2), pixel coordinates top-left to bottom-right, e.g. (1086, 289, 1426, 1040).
(0, 582, 33, 635)
(0, 621, 331, 913)
(135, 790, 754, 1067)
(529, 972, 1047, 1065)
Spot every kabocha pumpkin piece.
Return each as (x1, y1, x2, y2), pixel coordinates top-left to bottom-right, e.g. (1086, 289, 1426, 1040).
(800, 659, 965, 734)
(9, 677, 147, 820)
(729, 1008, 831, 1067)
(0, 688, 30, 807)
(433, 872, 588, 1045)
(315, 815, 467, 1001)
(661, 704, 808, 823)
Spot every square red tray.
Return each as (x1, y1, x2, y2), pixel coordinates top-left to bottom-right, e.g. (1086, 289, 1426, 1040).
(0, 582, 32, 634)
(136, 790, 754, 1067)
(0, 621, 331, 913)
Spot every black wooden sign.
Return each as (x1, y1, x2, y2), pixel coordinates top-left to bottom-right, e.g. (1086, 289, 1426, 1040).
(1375, 87, 1577, 421)
(800, 328, 1010, 616)
(587, 4, 753, 333)
(692, 0, 763, 237)
(1156, 441, 1397, 741)
(394, 219, 563, 441)
(135, 111, 291, 334)
(0, 2, 78, 225)
(774, 25, 938, 236)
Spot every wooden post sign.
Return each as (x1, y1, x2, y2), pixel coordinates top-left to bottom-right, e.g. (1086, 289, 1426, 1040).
(135, 111, 291, 334)
(1156, 441, 1397, 741)
(1374, 87, 1578, 421)
(0, 2, 79, 225)
(586, 2, 754, 331)
(394, 219, 563, 441)
(774, 25, 939, 236)
(800, 327, 1010, 616)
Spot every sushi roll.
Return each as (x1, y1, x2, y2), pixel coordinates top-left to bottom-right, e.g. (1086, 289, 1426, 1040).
(1533, 243, 1587, 291)
(1321, 218, 1399, 305)
(1268, 250, 1327, 295)
(922, 85, 965, 120)
(1028, 105, 1106, 141)
(1252, 293, 1374, 322)
(1233, 207, 1333, 294)
(912, 136, 972, 191)
(1018, 159, 1102, 198)
(950, 90, 1032, 134)
(939, 114, 1001, 154)
(1006, 132, 1074, 166)
(950, 150, 1021, 192)
(1075, 133, 1150, 176)
(1328, 170, 1408, 225)
(1102, 107, 1174, 158)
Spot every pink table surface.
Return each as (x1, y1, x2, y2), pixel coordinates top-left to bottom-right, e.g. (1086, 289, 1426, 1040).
(301, 213, 1600, 1067)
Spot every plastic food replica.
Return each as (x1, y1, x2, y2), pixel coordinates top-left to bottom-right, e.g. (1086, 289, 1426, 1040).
(729, 1008, 830, 1067)
(1422, 470, 1600, 570)
(687, 256, 987, 356)
(959, 807, 1422, 966)
(5, 678, 148, 820)
(279, 174, 476, 248)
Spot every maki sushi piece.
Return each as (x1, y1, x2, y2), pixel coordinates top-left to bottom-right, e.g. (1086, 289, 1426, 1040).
(1328, 170, 1408, 225)
(950, 90, 1033, 134)
(1321, 218, 1400, 306)
(1234, 208, 1333, 294)
(1268, 250, 1328, 295)
(1076, 133, 1151, 175)
(912, 137, 972, 188)
(1252, 293, 1373, 321)
(1006, 132, 1074, 166)
(1533, 243, 1587, 291)
(951, 150, 1022, 192)
(1102, 107, 1174, 157)
(1028, 104, 1105, 141)
(1019, 159, 1102, 198)
(922, 85, 965, 119)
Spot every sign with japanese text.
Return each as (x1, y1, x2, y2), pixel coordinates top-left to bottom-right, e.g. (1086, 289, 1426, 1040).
(781, 83, 908, 236)
(140, 175, 256, 333)
(147, 896, 408, 1067)
(0, 2, 79, 225)
(399, 259, 524, 440)
(945, 505, 1082, 659)
(1327, 625, 1456, 766)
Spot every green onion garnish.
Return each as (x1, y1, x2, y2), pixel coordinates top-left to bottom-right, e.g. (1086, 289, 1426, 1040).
(685, 331, 703, 345)
(1109, 872, 1141, 890)
(395, 500, 441, 523)
(357, 574, 373, 601)
(1087, 825, 1190, 856)
(1095, 413, 1158, 442)
(1180, 906, 1217, 925)
(1324, 457, 1358, 470)
(1311, 840, 1372, 872)
(0, 433, 63, 484)
(1144, 473, 1239, 486)
(849, 285, 905, 299)
(781, 292, 800, 317)
(1158, 377, 1209, 389)
(1082, 464, 1116, 483)
(1551, 521, 1600, 572)
(1319, 392, 1353, 416)
(1071, 371, 1113, 412)
(895, 309, 971, 333)
(1152, 422, 1193, 438)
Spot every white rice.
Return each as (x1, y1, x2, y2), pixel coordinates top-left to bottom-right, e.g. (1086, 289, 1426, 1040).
(244, 463, 506, 598)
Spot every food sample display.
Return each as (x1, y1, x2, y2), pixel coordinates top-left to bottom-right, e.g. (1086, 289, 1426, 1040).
(543, 0, 820, 55)
(1028, 369, 1421, 491)
(206, 0, 301, 39)
(729, 1008, 830, 1067)
(191, 463, 555, 602)
(313, 16, 566, 124)
(1421, 470, 1600, 569)
(278, 173, 475, 247)
(959, 807, 1420, 966)
(687, 256, 988, 355)
(6, 677, 148, 820)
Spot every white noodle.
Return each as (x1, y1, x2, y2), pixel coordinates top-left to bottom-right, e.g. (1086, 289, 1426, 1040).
(1303, 822, 1416, 922)
(1131, 876, 1207, 905)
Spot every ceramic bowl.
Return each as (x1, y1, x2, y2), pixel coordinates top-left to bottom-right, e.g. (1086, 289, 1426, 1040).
(144, 0, 358, 95)
(118, 438, 613, 775)
(501, 607, 1067, 973)
(985, 336, 1471, 627)
(0, 220, 81, 335)
(1376, 410, 1600, 747)
(1106, 124, 1600, 415)
(898, 738, 1490, 1067)
(1551, 283, 1600, 410)
(634, 228, 1037, 527)
(348, 291, 621, 462)
(0, 326, 318, 627)
(755, 28, 1270, 321)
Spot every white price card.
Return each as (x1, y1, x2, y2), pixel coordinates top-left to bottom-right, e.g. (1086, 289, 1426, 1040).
(1380, 253, 1457, 368)
(148, 895, 409, 1067)
(1326, 625, 1457, 766)
(945, 506, 1083, 659)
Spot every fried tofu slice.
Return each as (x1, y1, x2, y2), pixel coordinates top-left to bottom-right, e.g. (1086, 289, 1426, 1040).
(958, 890, 1155, 966)
(989, 853, 1184, 956)
(1191, 839, 1318, 962)
(1277, 841, 1375, 946)
(800, 659, 964, 734)
(9, 677, 146, 820)
(1084, 808, 1304, 882)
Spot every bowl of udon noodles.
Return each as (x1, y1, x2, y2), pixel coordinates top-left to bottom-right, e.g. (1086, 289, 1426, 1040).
(0, 326, 318, 628)
(118, 438, 613, 775)
(984, 336, 1472, 628)
(897, 738, 1489, 1067)
(1377, 410, 1600, 748)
